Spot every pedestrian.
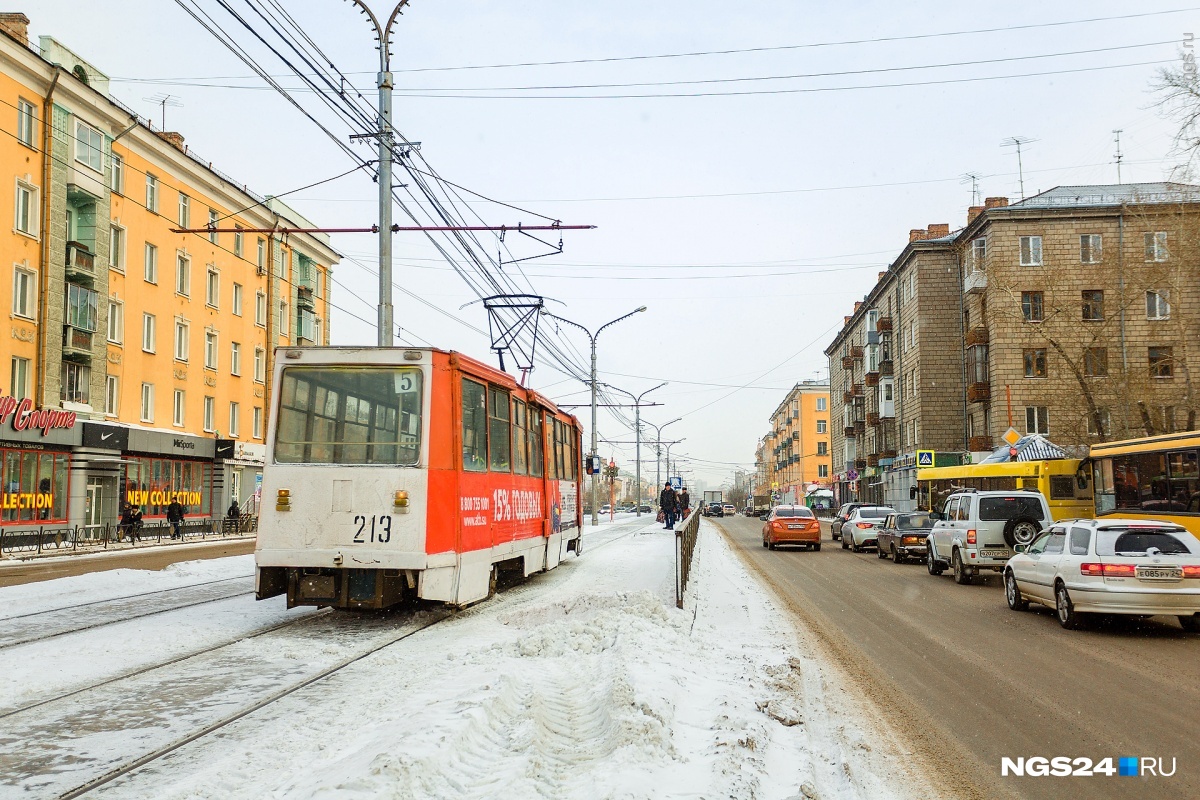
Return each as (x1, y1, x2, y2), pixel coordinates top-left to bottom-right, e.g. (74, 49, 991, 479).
(118, 502, 134, 543)
(679, 488, 691, 518)
(129, 505, 143, 544)
(659, 481, 678, 529)
(167, 498, 185, 540)
(226, 499, 241, 533)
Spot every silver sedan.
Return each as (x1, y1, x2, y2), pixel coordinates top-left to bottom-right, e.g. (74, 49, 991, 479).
(1004, 518, 1200, 630)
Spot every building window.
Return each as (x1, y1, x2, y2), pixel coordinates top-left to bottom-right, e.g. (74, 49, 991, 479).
(1149, 346, 1174, 379)
(1025, 406, 1049, 435)
(257, 238, 266, 272)
(1080, 233, 1101, 264)
(1081, 289, 1104, 321)
(816, 397, 827, 411)
(109, 225, 125, 272)
(818, 464, 829, 478)
(174, 319, 189, 362)
(970, 237, 986, 271)
(315, 269, 324, 298)
(145, 174, 158, 212)
(229, 402, 240, 437)
(110, 153, 124, 194)
(234, 226, 244, 257)
(1084, 347, 1108, 377)
(204, 329, 218, 369)
(817, 441, 828, 456)
(1146, 290, 1170, 320)
(203, 396, 216, 433)
(74, 121, 103, 172)
(107, 300, 124, 344)
(253, 406, 263, 439)
(205, 266, 219, 308)
(230, 342, 241, 376)
(105, 375, 119, 416)
(173, 389, 186, 426)
(16, 99, 36, 147)
(142, 313, 156, 353)
(254, 347, 265, 382)
(255, 290, 266, 326)
(908, 320, 917, 348)
(66, 284, 98, 331)
(1087, 408, 1111, 436)
(232, 283, 243, 316)
(208, 208, 219, 244)
(10, 357, 30, 400)
(12, 267, 35, 319)
(1020, 291, 1043, 322)
(141, 383, 155, 422)
(280, 301, 289, 337)
(816, 419, 827, 434)
(61, 362, 90, 405)
(1019, 235, 1043, 266)
(178, 193, 190, 227)
(1144, 231, 1168, 262)
(144, 242, 158, 283)
(176, 253, 190, 296)
(1023, 348, 1047, 378)
(14, 181, 37, 236)
(314, 317, 323, 346)
(298, 308, 316, 342)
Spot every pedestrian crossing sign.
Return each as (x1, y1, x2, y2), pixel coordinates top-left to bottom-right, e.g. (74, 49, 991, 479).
(916, 450, 935, 467)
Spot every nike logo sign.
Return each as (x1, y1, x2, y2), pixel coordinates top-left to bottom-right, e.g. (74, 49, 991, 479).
(100, 432, 114, 441)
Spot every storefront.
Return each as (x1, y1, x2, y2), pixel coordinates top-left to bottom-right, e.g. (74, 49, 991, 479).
(221, 441, 265, 515)
(0, 395, 80, 534)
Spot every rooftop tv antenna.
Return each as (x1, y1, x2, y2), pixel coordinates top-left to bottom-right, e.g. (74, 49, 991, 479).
(1113, 129, 1124, 184)
(1001, 137, 1037, 199)
(143, 93, 183, 130)
(961, 172, 982, 206)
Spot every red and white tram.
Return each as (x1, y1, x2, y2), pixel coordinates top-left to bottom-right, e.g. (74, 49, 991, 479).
(255, 346, 584, 610)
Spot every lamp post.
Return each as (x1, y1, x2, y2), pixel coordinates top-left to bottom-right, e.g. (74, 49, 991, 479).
(541, 306, 647, 527)
(645, 417, 681, 505)
(603, 382, 666, 517)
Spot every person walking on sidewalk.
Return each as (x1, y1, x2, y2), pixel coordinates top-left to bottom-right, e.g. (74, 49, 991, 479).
(678, 488, 691, 518)
(167, 499, 185, 540)
(659, 482, 678, 529)
(129, 506, 144, 544)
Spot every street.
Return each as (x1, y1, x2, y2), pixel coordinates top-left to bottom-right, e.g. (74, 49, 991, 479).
(713, 513, 1199, 800)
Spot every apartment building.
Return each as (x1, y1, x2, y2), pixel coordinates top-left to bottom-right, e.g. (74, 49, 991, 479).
(761, 380, 831, 504)
(0, 13, 339, 535)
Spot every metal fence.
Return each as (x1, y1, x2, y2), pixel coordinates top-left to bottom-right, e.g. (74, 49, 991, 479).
(675, 507, 701, 609)
(0, 516, 258, 558)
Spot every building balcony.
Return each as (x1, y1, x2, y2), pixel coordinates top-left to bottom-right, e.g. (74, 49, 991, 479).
(964, 268, 987, 294)
(854, 419, 866, 434)
(296, 285, 315, 309)
(843, 391, 855, 403)
(876, 316, 893, 332)
(62, 325, 93, 361)
(850, 345, 864, 359)
(851, 383, 864, 397)
(880, 449, 898, 460)
(65, 243, 95, 282)
(879, 359, 893, 376)
(965, 327, 990, 347)
(867, 454, 880, 467)
(969, 436, 994, 451)
(967, 381, 991, 403)
(854, 458, 868, 470)
(843, 426, 857, 438)
(866, 412, 880, 426)
(841, 356, 854, 369)
(864, 371, 880, 386)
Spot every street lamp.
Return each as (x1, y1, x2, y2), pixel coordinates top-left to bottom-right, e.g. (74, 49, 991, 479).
(541, 306, 647, 527)
(604, 381, 666, 518)
(345, 0, 410, 346)
(645, 417, 681, 504)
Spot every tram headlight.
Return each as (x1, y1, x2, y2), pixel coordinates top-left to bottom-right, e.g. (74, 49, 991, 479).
(276, 489, 291, 511)
(394, 490, 409, 510)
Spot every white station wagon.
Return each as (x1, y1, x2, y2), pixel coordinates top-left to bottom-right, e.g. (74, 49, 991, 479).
(1004, 518, 1200, 630)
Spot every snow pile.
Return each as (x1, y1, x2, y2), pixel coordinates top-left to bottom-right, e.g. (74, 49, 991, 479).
(93, 520, 930, 799)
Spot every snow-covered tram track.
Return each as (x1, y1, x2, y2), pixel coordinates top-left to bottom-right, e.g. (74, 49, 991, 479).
(0, 575, 255, 649)
(0, 606, 452, 799)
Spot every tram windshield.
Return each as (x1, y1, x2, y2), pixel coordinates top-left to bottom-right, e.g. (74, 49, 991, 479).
(274, 366, 423, 465)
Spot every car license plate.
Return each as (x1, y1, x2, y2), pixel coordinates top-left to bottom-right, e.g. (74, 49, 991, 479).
(979, 549, 1012, 559)
(1137, 567, 1182, 581)
(787, 524, 801, 530)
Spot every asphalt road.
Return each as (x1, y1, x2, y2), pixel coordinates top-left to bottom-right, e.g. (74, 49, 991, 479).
(713, 514, 1198, 800)
(0, 539, 256, 588)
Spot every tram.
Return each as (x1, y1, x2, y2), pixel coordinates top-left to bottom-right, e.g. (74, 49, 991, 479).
(255, 346, 583, 610)
(1090, 431, 1200, 537)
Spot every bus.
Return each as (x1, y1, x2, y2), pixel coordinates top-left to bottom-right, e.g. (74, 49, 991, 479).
(916, 459, 1093, 521)
(1089, 431, 1200, 537)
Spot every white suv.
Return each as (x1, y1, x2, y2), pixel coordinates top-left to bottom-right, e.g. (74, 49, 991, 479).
(926, 490, 1051, 585)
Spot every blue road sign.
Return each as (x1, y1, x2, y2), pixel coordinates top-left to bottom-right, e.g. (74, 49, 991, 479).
(670, 476, 682, 491)
(916, 450, 935, 467)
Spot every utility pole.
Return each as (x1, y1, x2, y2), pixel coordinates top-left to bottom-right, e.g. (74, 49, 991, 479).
(347, 0, 409, 346)
(645, 418, 681, 505)
(603, 382, 666, 517)
(541, 307, 647, 527)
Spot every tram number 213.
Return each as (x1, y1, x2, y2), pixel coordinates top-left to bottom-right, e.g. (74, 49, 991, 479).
(352, 514, 393, 543)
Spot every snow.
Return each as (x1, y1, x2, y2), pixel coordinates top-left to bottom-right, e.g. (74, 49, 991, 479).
(4, 518, 932, 799)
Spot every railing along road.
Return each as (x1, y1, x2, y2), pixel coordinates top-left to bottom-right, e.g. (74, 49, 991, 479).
(675, 507, 701, 609)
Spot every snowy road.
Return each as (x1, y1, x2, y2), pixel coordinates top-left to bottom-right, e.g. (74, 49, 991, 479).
(0, 517, 936, 799)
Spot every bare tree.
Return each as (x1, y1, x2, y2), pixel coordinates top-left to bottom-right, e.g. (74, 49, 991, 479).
(1153, 55, 1200, 173)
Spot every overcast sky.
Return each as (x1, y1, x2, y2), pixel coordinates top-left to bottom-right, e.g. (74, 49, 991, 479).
(31, 0, 1199, 485)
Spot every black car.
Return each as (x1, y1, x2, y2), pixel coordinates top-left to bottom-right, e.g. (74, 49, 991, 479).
(705, 501, 724, 517)
(875, 511, 934, 564)
(830, 502, 863, 542)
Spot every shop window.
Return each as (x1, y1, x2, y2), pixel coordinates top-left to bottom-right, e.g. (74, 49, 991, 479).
(1, 449, 69, 524)
(124, 456, 213, 518)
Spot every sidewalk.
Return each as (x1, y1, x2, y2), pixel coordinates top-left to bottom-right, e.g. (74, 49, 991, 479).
(0, 538, 256, 588)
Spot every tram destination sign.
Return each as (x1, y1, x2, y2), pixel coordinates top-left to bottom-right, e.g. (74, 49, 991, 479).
(0, 394, 77, 437)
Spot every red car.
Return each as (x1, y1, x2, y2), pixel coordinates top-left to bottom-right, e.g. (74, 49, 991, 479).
(762, 505, 822, 551)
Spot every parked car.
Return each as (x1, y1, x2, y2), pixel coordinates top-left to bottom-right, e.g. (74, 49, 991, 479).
(637, 504, 652, 513)
(705, 501, 724, 517)
(875, 511, 934, 564)
(841, 506, 894, 551)
(830, 502, 863, 542)
(1004, 519, 1200, 631)
(599, 504, 612, 515)
(722, 503, 736, 517)
(762, 505, 822, 551)
(927, 490, 1052, 584)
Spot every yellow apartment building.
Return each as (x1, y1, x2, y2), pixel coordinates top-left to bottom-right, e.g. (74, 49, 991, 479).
(0, 13, 339, 536)
(763, 381, 832, 505)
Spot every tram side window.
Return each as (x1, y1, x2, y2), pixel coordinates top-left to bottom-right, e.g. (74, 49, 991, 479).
(1107, 451, 1177, 512)
(552, 419, 566, 480)
(1168, 450, 1200, 511)
(528, 408, 543, 477)
(511, 399, 528, 475)
(461, 379, 487, 472)
(488, 386, 511, 472)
